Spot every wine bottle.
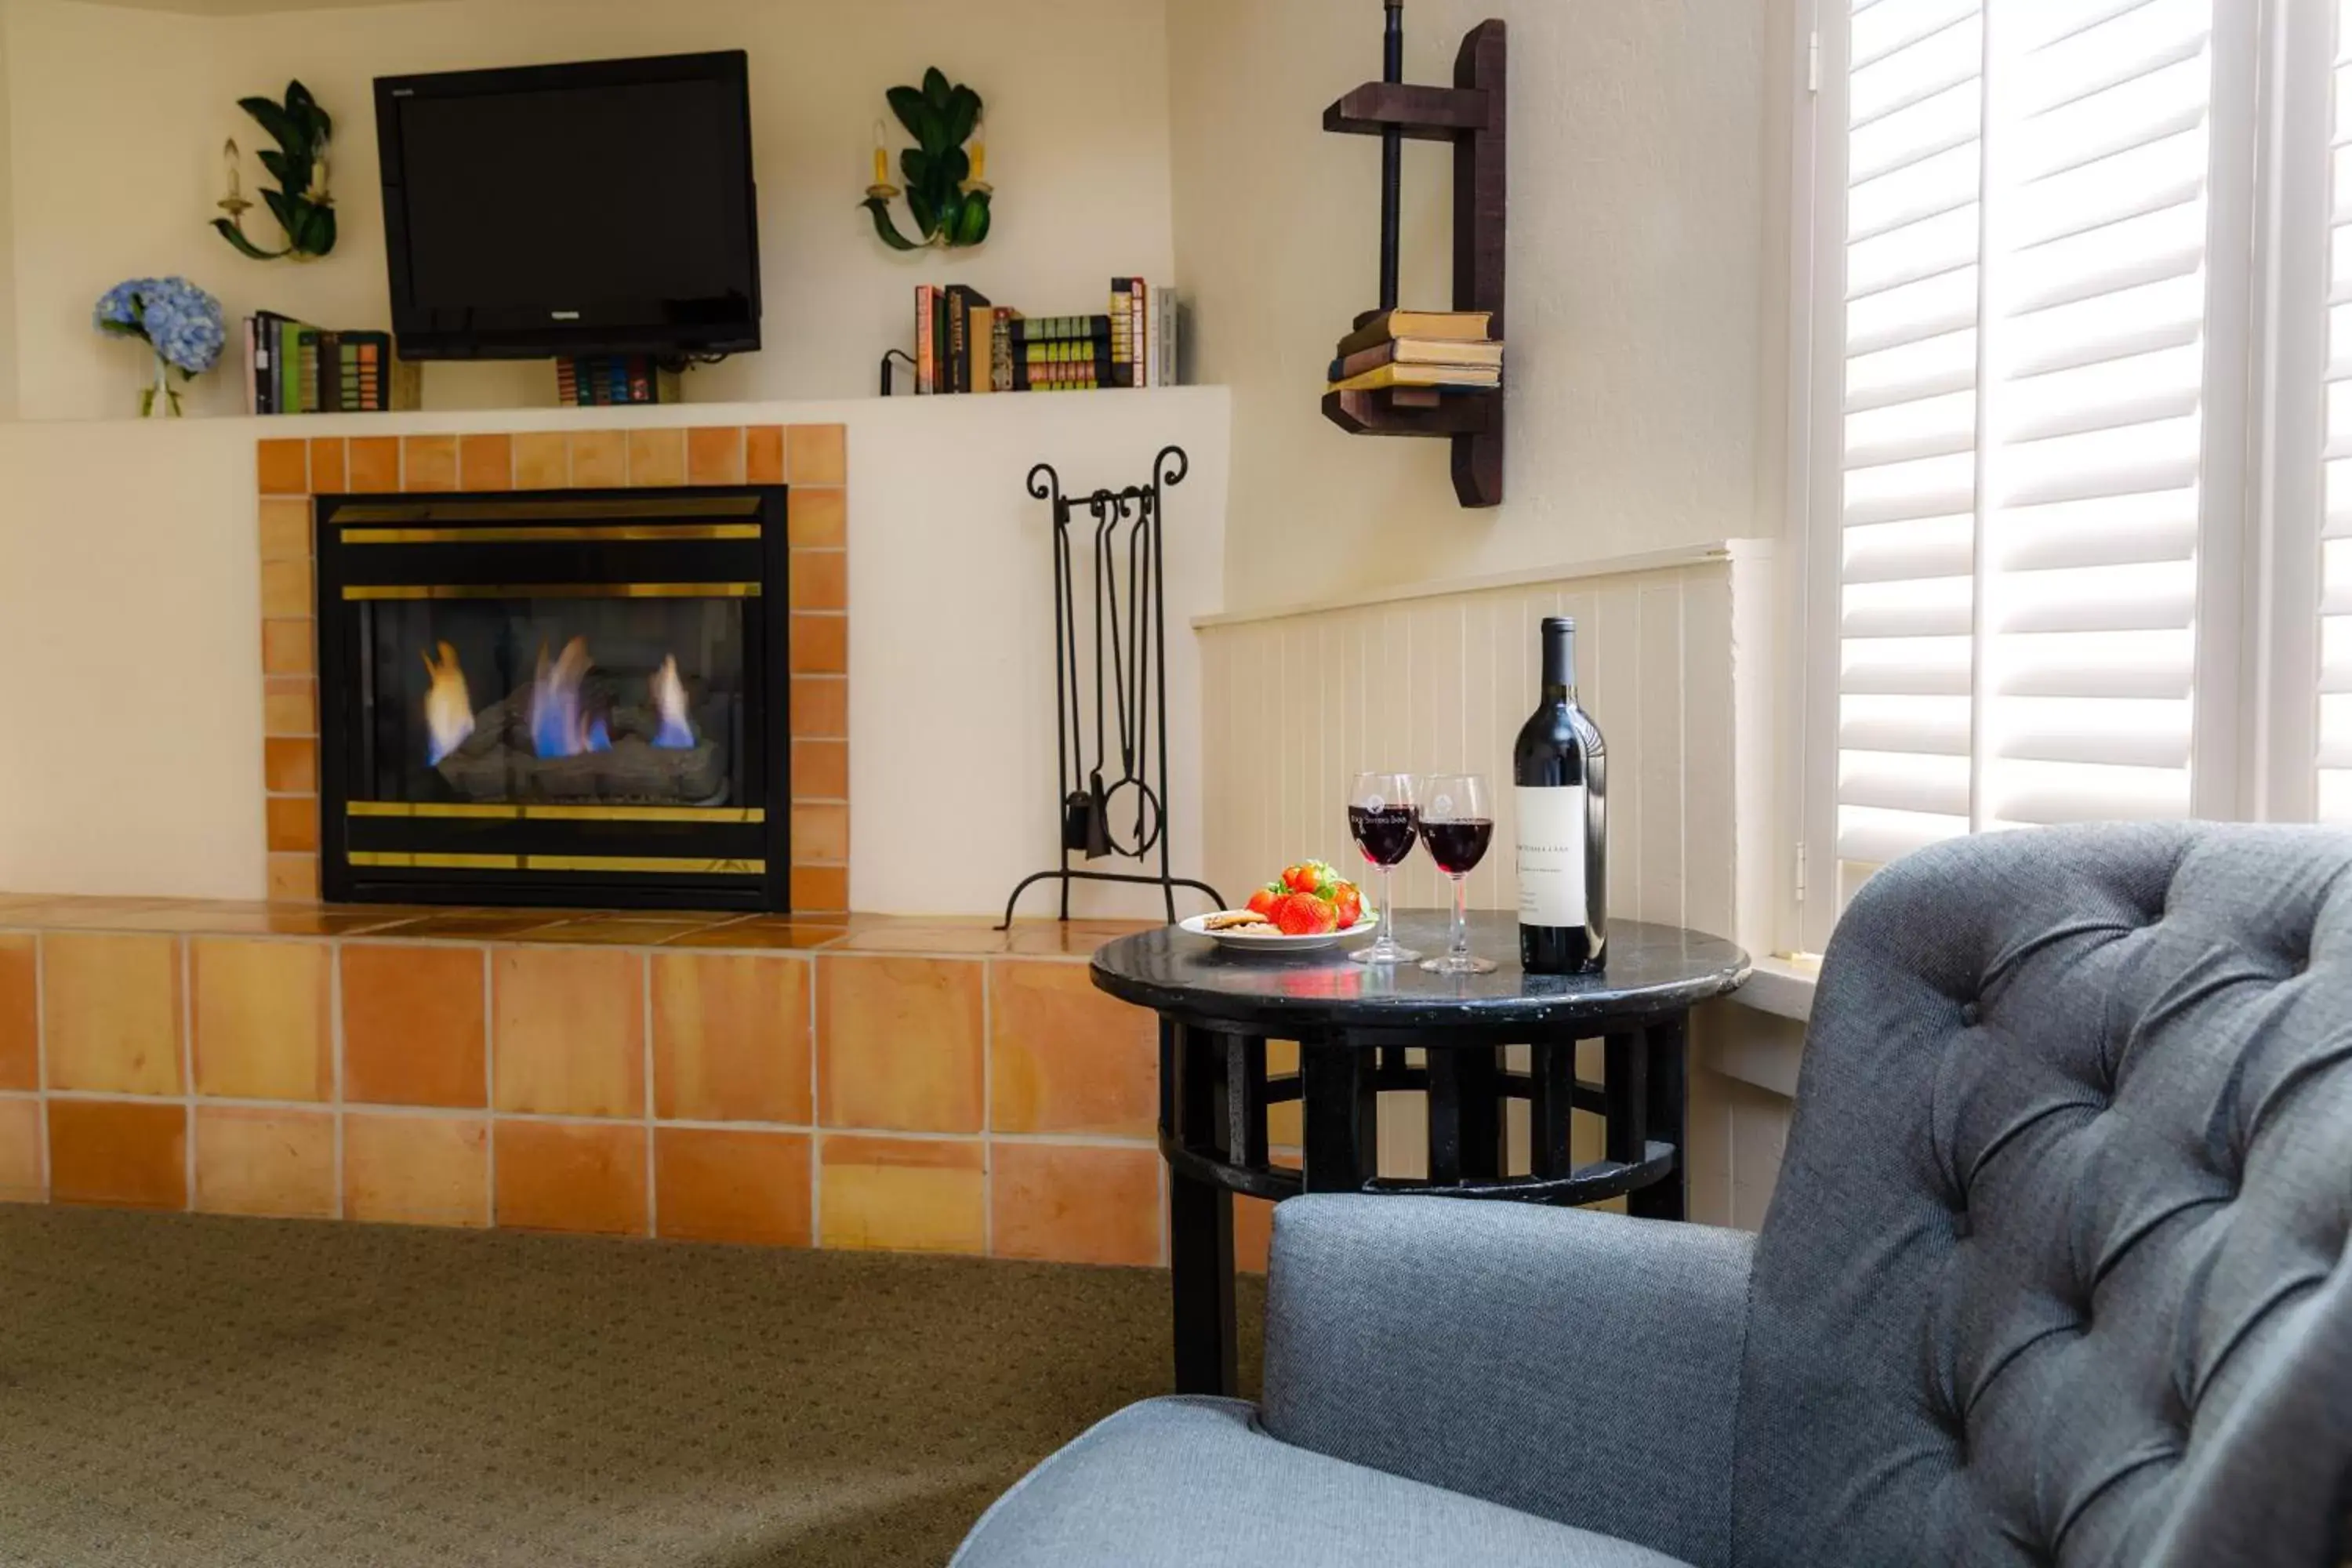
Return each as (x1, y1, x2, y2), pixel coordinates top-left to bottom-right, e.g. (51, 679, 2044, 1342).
(1514, 616, 1607, 972)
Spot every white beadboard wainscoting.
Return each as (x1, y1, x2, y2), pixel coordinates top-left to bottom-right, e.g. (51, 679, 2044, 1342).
(1193, 542, 1796, 1227)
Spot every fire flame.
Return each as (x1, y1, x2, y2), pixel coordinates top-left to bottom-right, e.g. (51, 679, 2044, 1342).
(651, 655, 695, 750)
(529, 636, 612, 758)
(420, 641, 475, 764)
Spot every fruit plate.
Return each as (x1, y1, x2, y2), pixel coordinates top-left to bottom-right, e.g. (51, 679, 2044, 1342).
(1179, 913, 1381, 953)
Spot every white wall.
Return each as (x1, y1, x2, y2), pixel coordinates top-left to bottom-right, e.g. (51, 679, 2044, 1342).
(0, 0, 1175, 419)
(1167, 0, 1778, 612)
(0, 390, 1230, 916)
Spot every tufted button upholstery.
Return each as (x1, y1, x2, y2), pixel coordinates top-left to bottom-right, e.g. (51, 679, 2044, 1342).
(1731, 825, 2352, 1568)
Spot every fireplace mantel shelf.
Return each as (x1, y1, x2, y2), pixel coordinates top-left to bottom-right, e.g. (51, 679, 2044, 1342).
(0, 385, 1228, 436)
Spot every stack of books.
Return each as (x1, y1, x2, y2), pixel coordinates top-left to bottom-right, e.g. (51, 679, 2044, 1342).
(1326, 309, 1501, 394)
(243, 312, 420, 414)
(909, 279, 1182, 394)
(555, 355, 684, 405)
(1014, 315, 1113, 391)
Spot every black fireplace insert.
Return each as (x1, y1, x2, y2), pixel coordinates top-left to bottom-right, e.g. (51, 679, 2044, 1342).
(314, 485, 789, 910)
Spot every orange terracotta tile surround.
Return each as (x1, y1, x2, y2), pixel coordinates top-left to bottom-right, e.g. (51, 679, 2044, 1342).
(0, 898, 1229, 1267)
(254, 424, 849, 912)
(0, 429, 1261, 1272)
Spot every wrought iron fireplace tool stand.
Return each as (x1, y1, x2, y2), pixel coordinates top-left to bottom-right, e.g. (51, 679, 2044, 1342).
(999, 446, 1222, 927)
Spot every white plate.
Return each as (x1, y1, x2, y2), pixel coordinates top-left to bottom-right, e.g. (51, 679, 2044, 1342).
(1180, 913, 1381, 953)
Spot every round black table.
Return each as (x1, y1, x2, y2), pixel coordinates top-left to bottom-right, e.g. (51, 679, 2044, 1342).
(1091, 909, 1751, 1396)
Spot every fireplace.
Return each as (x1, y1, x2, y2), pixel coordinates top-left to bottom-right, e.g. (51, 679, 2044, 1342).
(314, 485, 790, 909)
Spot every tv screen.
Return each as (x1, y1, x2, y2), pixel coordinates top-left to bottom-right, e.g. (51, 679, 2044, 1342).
(376, 52, 760, 359)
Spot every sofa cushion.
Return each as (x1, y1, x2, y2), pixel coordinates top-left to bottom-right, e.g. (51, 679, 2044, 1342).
(1737, 825, 2352, 1566)
(951, 1396, 1697, 1568)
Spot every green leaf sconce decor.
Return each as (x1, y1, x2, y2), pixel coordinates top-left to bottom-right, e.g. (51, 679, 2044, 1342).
(862, 67, 991, 251)
(212, 80, 336, 262)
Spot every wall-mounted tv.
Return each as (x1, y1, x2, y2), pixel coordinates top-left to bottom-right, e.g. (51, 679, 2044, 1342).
(375, 51, 760, 361)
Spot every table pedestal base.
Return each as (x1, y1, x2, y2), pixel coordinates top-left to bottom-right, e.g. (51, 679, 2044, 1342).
(1160, 1014, 1692, 1397)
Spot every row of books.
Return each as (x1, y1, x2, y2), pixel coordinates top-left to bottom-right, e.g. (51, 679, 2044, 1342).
(554, 355, 685, 405)
(241, 311, 421, 415)
(910, 279, 1183, 394)
(1324, 308, 1502, 393)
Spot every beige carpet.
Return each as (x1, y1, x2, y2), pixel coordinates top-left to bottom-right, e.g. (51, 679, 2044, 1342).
(0, 1205, 1262, 1567)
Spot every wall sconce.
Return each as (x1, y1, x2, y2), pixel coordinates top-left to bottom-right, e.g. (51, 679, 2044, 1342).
(861, 68, 992, 251)
(212, 81, 336, 262)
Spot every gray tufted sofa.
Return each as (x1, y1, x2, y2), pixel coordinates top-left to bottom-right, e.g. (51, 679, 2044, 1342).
(951, 823, 2352, 1566)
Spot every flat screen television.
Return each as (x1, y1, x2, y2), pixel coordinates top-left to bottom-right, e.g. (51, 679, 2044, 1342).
(375, 52, 760, 360)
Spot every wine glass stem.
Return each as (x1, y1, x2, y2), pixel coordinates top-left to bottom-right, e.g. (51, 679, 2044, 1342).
(1450, 873, 1468, 960)
(1379, 863, 1396, 949)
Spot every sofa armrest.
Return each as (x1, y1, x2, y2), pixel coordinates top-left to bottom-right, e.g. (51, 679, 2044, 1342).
(1261, 1194, 1753, 1568)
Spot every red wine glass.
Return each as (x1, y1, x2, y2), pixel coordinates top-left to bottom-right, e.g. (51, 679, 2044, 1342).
(1416, 773, 1497, 975)
(1347, 771, 1420, 964)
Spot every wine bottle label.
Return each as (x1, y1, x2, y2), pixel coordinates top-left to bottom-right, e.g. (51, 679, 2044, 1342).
(1516, 785, 1588, 925)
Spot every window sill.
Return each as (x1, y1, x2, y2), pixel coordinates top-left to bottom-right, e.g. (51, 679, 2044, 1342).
(1737, 953, 1817, 1022)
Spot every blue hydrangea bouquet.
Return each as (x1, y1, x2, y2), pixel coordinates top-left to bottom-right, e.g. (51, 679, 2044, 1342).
(93, 276, 226, 416)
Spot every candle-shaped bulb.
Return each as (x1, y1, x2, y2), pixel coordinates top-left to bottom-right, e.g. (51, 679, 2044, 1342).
(969, 115, 986, 183)
(222, 137, 241, 202)
(307, 131, 331, 202)
(872, 119, 890, 187)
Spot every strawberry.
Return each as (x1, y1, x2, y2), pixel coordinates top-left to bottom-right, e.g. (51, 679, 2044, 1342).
(1332, 883, 1363, 927)
(1283, 858, 1345, 894)
(1271, 891, 1338, 935)
(1247, 886, 1280, 917)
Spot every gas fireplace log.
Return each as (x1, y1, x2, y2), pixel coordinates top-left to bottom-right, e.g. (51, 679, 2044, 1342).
(436, 738, 726, 804)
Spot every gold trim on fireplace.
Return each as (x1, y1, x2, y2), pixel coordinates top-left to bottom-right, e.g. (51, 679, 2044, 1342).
(347, 851, 767, 875)
(340, 524, 764, 545)
(346, 802, 764, 824)
(331, 497, 765, 524)
(340, 583, 762, 601)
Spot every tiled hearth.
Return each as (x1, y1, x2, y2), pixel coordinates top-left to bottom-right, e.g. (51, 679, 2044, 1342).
(0, 898, 1254, 1269)
(255, 422, 851, 912)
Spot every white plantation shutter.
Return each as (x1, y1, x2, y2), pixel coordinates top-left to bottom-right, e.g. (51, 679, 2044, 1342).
(1835, 0, 1984, 880)
(2319, 0, 2352, 818)
(1826, 0, 2231, 907)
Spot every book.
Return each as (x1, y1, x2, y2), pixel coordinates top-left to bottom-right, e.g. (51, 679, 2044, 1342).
(317, 331, 342, 412)
(1334, 309, 1495, 359)
(1328, 361, 1501, 393)
(1329, 338, 1504, 381)
(1144, 287, 1160, 389)
(947, 285, 992, 394)
(1155, 289, 1182, 387)
(915, 285, 936, 394)
(1131, 280, 1147, 388)
(990, 307, 1024, 392)
(949, 289, 968, 393)
(249, 310, 286, 414)
(1011, 314, 1113, 344)
(280, 322, 310, 415)
(1110, 280, 1134, 387)
(935, 287, 950, 393)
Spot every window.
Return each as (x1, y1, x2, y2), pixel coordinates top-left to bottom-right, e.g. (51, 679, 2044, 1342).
(1796, 0, 2339, 949)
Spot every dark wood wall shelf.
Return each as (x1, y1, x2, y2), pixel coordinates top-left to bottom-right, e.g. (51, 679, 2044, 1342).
(1320, 16, 1507, 508)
